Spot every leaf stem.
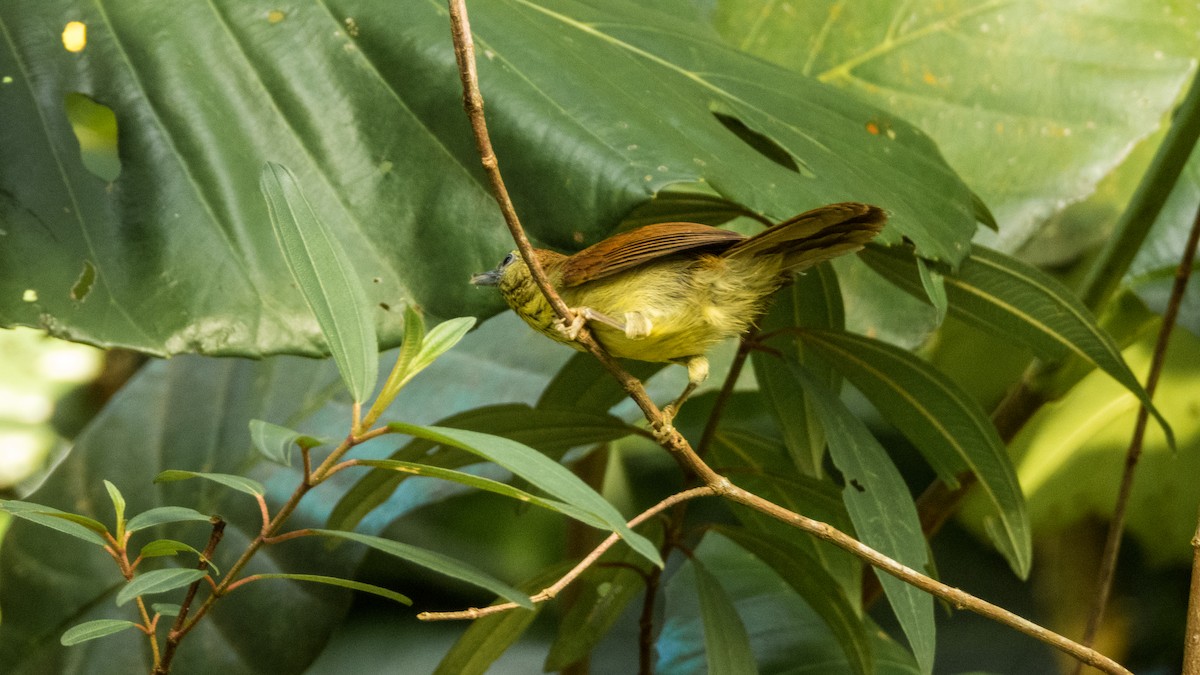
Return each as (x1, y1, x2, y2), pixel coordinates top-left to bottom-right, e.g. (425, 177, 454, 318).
(154, 517, 225, 675)
(1182, 508, 1200, 675)
(1075, 199, 1200, 665)
(1078, 68, 1200, 313)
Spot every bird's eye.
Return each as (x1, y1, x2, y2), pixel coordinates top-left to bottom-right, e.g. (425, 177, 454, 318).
(501, 252, 516, 267)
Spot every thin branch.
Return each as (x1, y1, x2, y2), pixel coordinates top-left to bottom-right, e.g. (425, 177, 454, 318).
(1076, 200, 1200, 665)
(155, 517, 225, 675)
(419, 487, 716, 621)
(1182, 508, 1200, 675)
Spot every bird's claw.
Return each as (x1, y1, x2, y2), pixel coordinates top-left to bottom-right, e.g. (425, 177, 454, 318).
(553, 311, 588, 341)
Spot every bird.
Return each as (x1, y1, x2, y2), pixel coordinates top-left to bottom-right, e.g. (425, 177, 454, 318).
(471, 202, 887, 423)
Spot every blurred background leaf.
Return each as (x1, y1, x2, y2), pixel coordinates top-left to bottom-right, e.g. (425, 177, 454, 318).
(0, 0, 977, 357)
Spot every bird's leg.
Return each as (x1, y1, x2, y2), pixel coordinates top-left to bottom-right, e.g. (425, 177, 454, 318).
(655, 355, 709, 439)
(555, 307, 653, 341)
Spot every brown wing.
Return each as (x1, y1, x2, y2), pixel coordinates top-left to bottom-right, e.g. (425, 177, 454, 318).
(721, 202, 886, 274)
(558, 222, 745, 287)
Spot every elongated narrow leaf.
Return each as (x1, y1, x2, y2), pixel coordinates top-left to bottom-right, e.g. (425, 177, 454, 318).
(356, 460, 609, 530)
(715, 525, 872, 675)
(793, 366, 935, 674)
(0, 501, 107, 545)
(754, 265, 845, 476)
(385, 423, 661, 567)
(103, 481, 126, 541)
(330, 404, 635, 532)
(260, 162, 378, 403)
(137, 540, 200, 560)
(250, 574, 410, 606)
(861, 244, 1173, 446)
(125, 507, 212, 534)
(60, 620, 139, 646)
(115, 569, 208, 607)
(308, 529, 531, 608)
(915, 256, 947, 324)
(377, 312, 477, 404)
(802, 328, 1032, 578)
(692, 558, 757, 675)
(153, 470, 264, 497)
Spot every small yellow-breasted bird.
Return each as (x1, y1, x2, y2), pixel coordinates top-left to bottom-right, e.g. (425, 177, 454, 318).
(471, 202, 886, 419)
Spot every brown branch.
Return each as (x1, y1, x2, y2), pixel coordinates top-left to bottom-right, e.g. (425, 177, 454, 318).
(154, 517, 225, 675)
(419, 487, 715, 621)
(1076, 201, 1200, 667)
(1183, 508, 1200, 675)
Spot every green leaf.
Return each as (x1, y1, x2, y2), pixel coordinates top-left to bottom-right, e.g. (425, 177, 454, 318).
(103, 480, 126, 541)
(307, 529, 531, 609)
(792, 366, 935, 674)
(715, 525, 872, 675)
(125, 507, 212, 533)
(384, 423, 661, 567)
(137, 539, 200, 559)
(249, 574, 411, 606)
(710, 0, 1200, 252)
(376, 311, 477, 405)
(1, 0, 976, 356)
(0, 501, 107, 545)
(260, 162, 378, 402)
(115, 569, 208, 607)
(355, 460, 609, 531)
(915, 256, 947, 325)
(59, 620, 140, 646)
(692, 558, 757, 675)
(248, 419, 322, 466)
(861, 244, 1174, 448)
(329, 404, 635, 532)
(153, 470, 264, 497)
(801, 328, 1032, 579)
(754, 264, 844, 476)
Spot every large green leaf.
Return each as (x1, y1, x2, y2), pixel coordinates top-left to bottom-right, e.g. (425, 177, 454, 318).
(708, 0, 1200, 251)
(801, 328, 1032, 578)
(0, 0, 976, 355)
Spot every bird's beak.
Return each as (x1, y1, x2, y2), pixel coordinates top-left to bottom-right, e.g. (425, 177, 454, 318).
(470, 268, 502, 286)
